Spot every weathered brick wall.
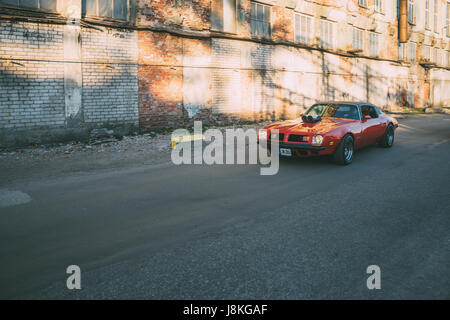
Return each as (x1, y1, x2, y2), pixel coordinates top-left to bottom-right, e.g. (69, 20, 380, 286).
(138, 32, 185, 131)
(430, 69, 450, 107)
(0, 20, 139, 147)
(1, 1, 449, 145)
(0, 21, 65, 131)
(81, 26, 139, 126)
(138, 31, 214, 131)
(136, 0, 210, 31)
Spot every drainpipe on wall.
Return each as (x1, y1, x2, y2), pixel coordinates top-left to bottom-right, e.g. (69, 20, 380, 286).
(62, 0, 83, 128)
(398, 0, 408, 43)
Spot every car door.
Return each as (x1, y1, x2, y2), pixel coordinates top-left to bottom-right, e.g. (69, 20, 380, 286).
(360, 105, 382, 146)
(367, 105, 387, 141)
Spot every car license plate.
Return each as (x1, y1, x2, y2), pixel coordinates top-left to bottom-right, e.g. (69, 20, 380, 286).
(279, 148, 292, 156)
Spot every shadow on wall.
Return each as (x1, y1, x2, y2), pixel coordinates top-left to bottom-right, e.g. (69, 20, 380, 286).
(1, 20, 422, 142)
(0, 63, 139, 147)
(0, 21, 140, 146)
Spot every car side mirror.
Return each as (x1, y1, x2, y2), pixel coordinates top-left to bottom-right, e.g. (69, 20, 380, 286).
(363, 115, 371, 120)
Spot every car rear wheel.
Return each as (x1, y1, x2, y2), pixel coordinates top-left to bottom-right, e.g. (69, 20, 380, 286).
(333, 134, 354, 165)
(379, 124, 394, 148)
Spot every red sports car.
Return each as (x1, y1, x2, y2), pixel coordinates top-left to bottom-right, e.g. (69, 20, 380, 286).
(258, 102, 398, 165)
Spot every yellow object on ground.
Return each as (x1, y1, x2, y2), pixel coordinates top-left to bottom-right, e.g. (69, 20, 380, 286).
(171, 134, 204, 149)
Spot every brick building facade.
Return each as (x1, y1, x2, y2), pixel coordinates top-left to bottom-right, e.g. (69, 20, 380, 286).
(0, 0, 449, 146)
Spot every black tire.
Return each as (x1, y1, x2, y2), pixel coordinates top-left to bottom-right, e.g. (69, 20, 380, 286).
(333, 134, 354, 165)
(379, 124, 394, 148)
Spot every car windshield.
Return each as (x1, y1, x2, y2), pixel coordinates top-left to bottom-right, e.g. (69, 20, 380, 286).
(305, 104, 360, 120)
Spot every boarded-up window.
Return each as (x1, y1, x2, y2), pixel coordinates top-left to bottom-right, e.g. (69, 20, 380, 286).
(211, 0, 236, 33)
(0, 0, 56, 10)
(83, 0, 129, 20)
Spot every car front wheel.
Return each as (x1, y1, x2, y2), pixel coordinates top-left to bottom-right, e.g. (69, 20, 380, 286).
(333, 134, 354, 165)
(379, 124, 394, 148)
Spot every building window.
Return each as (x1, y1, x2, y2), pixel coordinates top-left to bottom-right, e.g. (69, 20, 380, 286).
(446, 2, 449, 37)
(352, 27, 363, 51)
(409, 42, 416, 62)
(369, 32, 379, 56)
(320, 19, 334, 49)
(375, 0, 383, 13)
(434, 0, 438, 32)
(425, 0, 430, 29)
(408, 0, 415, 24)
(433, 47, 438, 64)
(398, 43, 406, 61)
(251, 2, 271, 38)
(0, 0, 56, 11)
(83, 0, 129, 21)
(211, 0, 237, 33)
(294, 13, 312, 44)
(424, 45, 431, 61)
(358, 0, 368, 7)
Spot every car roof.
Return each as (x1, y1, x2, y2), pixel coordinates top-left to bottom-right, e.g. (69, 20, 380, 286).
(313, 101, 374, 106)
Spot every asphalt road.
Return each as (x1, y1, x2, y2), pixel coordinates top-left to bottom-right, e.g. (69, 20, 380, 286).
(0, 114, 449, 299)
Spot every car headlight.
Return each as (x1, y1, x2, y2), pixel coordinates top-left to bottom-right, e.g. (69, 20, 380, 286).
(312, 134, 323, 145)
(259, 129, 268, 140)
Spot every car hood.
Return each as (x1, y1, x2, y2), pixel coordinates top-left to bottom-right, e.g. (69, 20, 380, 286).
(263, 117, 357, 135)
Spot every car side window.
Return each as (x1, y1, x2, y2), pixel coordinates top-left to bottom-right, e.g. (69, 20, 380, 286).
(361, 105, 378, 118)
(332, 105, 359, 120)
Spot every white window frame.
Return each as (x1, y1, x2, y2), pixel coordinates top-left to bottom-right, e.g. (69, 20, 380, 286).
(374, 0, 383, 13)
(320, 19, 335, 49)
(446, 1, 450, 37)
(425, 0, 430, 29)
(294, 13, 312, 45)
(433, 47, 438, 64)
(369, 32, 379, 56)
(352, 27, 364, 51)
(84, 0, 130, 21)
(0, 0, 57, 11)
(250, 1, 272, 39)
(408, 0, 415, 24)
(409, 42, 416, 62)
(424, 45, 431, 61)
(434, 0, 438, 33)
(398, 43, 406, 61)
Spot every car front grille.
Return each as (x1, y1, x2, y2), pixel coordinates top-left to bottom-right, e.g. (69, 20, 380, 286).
(288, 134, 307, 142)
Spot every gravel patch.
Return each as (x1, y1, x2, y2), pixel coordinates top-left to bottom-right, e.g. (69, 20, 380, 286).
(0, 123, 269, 185)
